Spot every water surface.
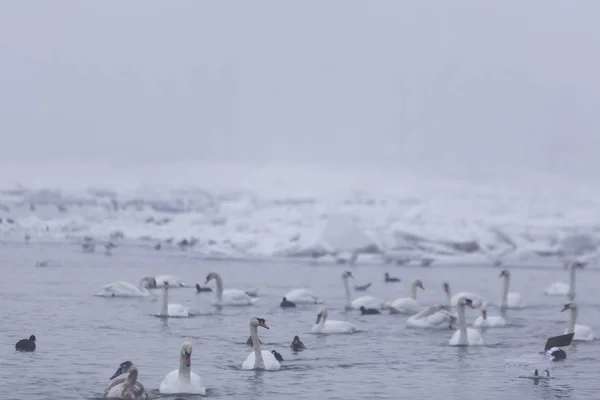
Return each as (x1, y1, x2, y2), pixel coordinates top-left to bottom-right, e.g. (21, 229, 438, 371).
(1, 243, 599, 399)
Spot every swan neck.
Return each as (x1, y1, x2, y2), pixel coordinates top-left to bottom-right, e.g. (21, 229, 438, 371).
(250, 324, 265, 369)
(179, 353, 191, 381)
(501, 275, 509, 307)
(343, 277, 352, 308)
(127, 368, 138, 385)
(160, 286, 168, 316)
(215, 274, 224, 302)
(457, 304, 468, 343)
(569, 266, 576, 299)
(567, 307, 577, 334)
(410, 282, 418, 300)
(446, 288, 451, 306)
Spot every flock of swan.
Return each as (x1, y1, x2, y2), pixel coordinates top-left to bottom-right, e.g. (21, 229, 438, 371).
(15, 261, 594, 399)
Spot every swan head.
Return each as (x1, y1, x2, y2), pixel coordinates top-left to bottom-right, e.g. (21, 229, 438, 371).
(109, 361, 135, 380)
(292, 335, 302, 344)
(205, 272, 219, 285)
(457, 297, 474, 308)
(561, 302, 577, 312)
(499, 269, 509, 278)
(180, 342, 192, 366)
(342, 271, 354, 279)
(443, 282, 450, 293)
(162, 281, 169, 289)
(316, 307, 328, 324)
(250, 316, 269, 329)
(29, 335, 36, 342)
(413, 279, 424, 290)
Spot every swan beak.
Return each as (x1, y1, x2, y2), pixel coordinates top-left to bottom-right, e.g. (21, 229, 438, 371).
(465, 299, 474, 308)
(419, 283, 425, 289)
(185, 353, 191, 367)
(561, 305, 570, 312)
(316, 314, 322, 324)
(204, 278, 210, 285)
(109, 367, 123, 380)
(259, 320, 270, 329)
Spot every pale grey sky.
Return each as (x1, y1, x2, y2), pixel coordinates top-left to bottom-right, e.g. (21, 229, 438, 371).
(1, 1, 598, 179)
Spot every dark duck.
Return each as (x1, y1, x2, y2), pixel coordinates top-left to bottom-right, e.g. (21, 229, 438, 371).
(360, 306, 381, 315)
(290, 335, 306, 351)
(271, 350, 284, 362)
(384, 273, 401, 283)
(280, 297, 296, 308)
(15, 335, 36, 352)
(195, 283, 212, 293)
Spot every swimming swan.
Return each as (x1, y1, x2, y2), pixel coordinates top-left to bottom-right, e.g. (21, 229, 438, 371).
(544, 261, 584, 300)
(562, 302, 595, 341)
(205, 272, 258, 306)
(473, 302, 506, 327)
(103, 361, 148, 400)
(449, 297, 484, 346)
(389, 279, 424, 314)
(499, 269, 524, 309)
(95, 277, 157, 298)
(242, 317, 281, 370)
(444, 282, 484, 308)
(342, 271, 387, 310)
(283, 288, 323, 304)
(311, 307, 358, 334)
(159, 342, 205, 395)
(158, 281, 190, 317)
(406, 305, 456, 329)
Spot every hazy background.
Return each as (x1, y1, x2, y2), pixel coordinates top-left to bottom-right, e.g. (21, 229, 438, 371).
(1, 1, 599, 181)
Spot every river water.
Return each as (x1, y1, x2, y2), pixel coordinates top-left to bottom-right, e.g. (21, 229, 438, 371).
(1, 242, 598, 399)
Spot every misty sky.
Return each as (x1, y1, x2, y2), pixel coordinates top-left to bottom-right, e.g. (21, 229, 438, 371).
(1, 1, 599, 179)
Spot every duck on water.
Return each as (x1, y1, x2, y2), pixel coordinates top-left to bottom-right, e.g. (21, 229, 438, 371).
(15, 335, 36, 352)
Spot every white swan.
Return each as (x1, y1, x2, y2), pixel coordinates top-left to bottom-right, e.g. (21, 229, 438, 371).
(103, 361, 148, 399)
(473, 302, 506, 327)
(158, 281, 190, 317)
(499, 269, 524, 309)
(205, 272, 258, 306)
(406, 304, 457, 329)
(444, 282, 484, 308)
(544, 261, 584, 300)
(342, 271, 387, 310)
(95, 277, 157, 298)
(311, 307, 358, 334)
(449, 297, 484, 346)
(155, 275, 187, 288)
(283, 289, 323, 304)
(159, 342, 205, 395)
(562, 302, 596, 341)
(389, 279, 424, 314)
(242, 317, 281, 371)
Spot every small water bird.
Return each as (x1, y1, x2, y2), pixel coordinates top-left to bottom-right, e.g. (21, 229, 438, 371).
(542, 332, 574, 361)
(15, 335, 36, 352)
(280, 297, 296, 308)
(103, 361, 148, 399)
(359, 306, 381, 315)
(290, 335, 306, 351)
(354, 282, 372, 291)
(271, 350, 284, 362)
(195, 283, 212, 293)
(384, 273, 401, 283)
